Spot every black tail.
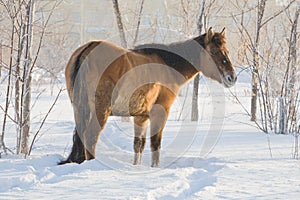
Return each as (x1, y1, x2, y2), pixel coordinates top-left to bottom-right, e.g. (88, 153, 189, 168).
(58, 128, 85, 165)
(70, 41, 100, 90)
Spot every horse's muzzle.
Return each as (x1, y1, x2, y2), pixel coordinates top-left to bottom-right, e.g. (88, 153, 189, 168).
(223, 73, 237, 88)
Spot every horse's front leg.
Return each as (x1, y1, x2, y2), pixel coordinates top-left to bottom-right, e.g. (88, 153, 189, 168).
(133, 116, 149, 165)
(149, 104, 169, 167)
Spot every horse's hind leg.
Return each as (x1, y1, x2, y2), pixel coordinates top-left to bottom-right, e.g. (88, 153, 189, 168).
(84, 111, 109, 160)
(133, 116, 149, 165)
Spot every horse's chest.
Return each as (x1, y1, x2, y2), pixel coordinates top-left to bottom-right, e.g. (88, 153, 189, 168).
(111, 83, 160, 116)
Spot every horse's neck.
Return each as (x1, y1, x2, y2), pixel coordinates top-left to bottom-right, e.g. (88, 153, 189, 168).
(133, 36, 206, 85)
(168, 39, 204, 83)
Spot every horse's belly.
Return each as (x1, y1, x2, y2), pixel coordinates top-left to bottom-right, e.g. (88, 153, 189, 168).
(111, 83, 160, 116)
(111, 97, 146, 116)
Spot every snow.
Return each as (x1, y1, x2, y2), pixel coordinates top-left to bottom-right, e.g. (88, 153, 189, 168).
(1, 81, 300, 200)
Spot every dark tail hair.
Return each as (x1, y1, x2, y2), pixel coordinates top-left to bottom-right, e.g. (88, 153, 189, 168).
(70, 41, 100, 89)
(58, 128, 85, 165)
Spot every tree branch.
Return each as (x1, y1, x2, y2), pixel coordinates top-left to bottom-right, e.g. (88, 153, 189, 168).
(28, 88, 64, 156)
(261, 0, 296, 27)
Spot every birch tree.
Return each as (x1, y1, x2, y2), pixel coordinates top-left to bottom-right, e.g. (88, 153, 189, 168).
(278, 3, 300, 158)
(0, 0, 61, 155)
(229, 0, 300, 145)
(232, 0, 296, 126)
(250, 0, 267, 122)
(191, 0, 205, 121)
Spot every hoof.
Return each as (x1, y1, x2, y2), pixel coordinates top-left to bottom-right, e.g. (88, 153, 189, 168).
(151, 163, 160, 168)
(58, 159, 72, 165)
(58, 156, 86, 165)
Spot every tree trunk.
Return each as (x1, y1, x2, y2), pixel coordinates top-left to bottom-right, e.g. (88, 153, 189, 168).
(112, 0, 127, 48)
(251, 53, 259, 121)
(132, 0, 145, 46)
(16, 23, 26, 154)
(21, 75, 32, 154)
(0, 40, 2, 78)
(21, 0, 35, 154)
(285, 5, 299, 133)
(278, 97, 286, 134)
(191, 74, 200, 121)
(191, 0, 206, 121)
(250, 0, 267, 121)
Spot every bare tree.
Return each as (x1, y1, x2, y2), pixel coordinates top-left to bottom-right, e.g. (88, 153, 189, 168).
(280, 3, 300, 132)
(231, 0, 297, 127)
(0, 0, 62, 156)
(229, 0, 300, 161)
(250, 0, 296, 122)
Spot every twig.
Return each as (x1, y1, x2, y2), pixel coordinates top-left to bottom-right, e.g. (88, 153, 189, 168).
(27, 88, 63, 156)
(30, 0, 62, 74)
(0, 104, 18, 124)
(225, 116, 264, 131)
(1, 20, 15, 155)
(177, 85, 189, 121)
(261, 0, 296, 27)
(30, 88, 46, 110)
(266, 134, 273, 158)
(229, 89, 266, 133)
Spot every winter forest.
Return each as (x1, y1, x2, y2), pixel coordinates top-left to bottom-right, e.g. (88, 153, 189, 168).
(0, 0, 300, 199)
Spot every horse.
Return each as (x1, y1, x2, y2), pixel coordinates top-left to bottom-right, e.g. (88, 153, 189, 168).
(59, 27, 237, 167)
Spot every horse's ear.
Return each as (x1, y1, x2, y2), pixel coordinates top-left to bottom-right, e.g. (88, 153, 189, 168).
(206, 27, 214, 43)
(220, 27, 226, 37)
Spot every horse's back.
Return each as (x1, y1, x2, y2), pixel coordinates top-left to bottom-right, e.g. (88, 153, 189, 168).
(65, 40, 127, 100)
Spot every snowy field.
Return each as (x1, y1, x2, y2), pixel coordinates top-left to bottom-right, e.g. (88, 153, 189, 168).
(1, 78, 300, 200)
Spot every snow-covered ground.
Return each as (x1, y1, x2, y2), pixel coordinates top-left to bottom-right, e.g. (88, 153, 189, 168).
(1, 78, 300, 200)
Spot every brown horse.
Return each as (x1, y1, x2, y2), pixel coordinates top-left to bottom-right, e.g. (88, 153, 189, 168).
(59, 27, 236, 167)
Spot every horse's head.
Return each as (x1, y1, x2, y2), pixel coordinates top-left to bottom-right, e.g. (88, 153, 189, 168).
(197, 27, 237, 88)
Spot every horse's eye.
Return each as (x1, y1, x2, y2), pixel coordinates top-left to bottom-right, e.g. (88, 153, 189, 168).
(222, 59, 228, 64)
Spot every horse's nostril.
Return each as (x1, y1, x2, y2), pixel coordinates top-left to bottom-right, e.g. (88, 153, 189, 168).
(227, 75, 233, 82)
